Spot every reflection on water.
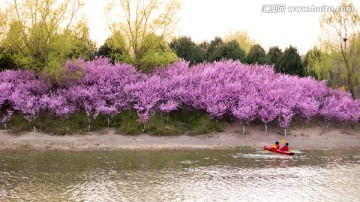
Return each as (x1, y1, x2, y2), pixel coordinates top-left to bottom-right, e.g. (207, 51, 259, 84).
(0, 149, 359, 201)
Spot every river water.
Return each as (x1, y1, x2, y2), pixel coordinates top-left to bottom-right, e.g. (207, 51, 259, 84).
(0, 149, 359, 201)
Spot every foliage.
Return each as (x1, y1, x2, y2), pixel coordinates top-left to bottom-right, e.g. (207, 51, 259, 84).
(246, 44, 269, 65)
(6, 113, 32, 134)
(319, 0, 360, 98)
(4, 109, 223, 136)
(96, 31, 128, 64)
(208, 40, 246, 62)
(66, 22, 97, 61)
(0, 0, 92, 72)
(147, 110, 223, 136)
(106, 0, 181, 71)
(277, 46, 305, 77)
(138, 34, 178, 71)
(0, 58, 359, 135)
(34, 112, 89, 135)
(224, 31, 256, 54)
(206, 37, 224, 59)
(0, 46, 18, 70)
(169, 36, 206, 65)
(303, 46, 325, 79)
(114, 110, 143, 135)
(267, 46, 282, 70)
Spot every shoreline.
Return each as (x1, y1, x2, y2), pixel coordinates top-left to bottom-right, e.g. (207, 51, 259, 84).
(0, 124, 359, 151)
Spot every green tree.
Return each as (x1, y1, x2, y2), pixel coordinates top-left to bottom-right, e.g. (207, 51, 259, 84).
(169, 36, 206, 65)
(0, 46, 18, 70)
(97, 31, 129, 64)
(138, 34, 177, 72)
(106, 0, 181, 71)
(267, 46, 282, 70)
(303, 46, 323, 79)
(206, 36, 224, 59)
(66, 23, 97, 61)
(319, 0, 360, 98)
(246, 44, 269, 64)
(277, 46, 305, 76)
(224, 31, 256, 54)
(0, 0, 87, 72)
(208, 40, 246, 62)
(198, 41, 209, 52)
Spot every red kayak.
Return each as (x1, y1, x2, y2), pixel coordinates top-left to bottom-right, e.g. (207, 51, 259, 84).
(264, 146, 295, 156)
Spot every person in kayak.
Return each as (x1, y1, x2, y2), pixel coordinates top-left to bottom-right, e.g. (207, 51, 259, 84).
(280, 143, 289, 151)
(272, 141, 280, 149)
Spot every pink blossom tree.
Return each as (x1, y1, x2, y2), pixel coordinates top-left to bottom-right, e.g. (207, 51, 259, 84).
(124, 75, 164, 131)
(0, 59, 359, 135)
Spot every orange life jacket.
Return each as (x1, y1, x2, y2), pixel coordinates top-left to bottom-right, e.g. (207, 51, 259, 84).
(272, 144, 279, 149)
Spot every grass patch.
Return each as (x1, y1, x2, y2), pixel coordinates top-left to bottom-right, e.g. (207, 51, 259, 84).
(110, 109, 223, 136)
(4, 109, 223, 136)
(3, 110, 358, 136)
(7, 114, 32, 134)
(146, 113, 183, 136)
(170, 109, 223, 135)
(36, 112, 86, 135)
(146, 110, 223, 136)
(7, 111, 107, 135)
(113, 110, 143, 135)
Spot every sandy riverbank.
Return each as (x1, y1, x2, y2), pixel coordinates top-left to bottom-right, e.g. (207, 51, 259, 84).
(0, 123, 359, 151)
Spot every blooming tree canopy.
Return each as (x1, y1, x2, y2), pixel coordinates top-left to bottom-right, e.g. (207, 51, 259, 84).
(0, 59, 359, 132)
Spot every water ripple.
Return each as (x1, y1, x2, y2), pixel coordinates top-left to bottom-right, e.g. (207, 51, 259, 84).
(0, 150, 359, 201)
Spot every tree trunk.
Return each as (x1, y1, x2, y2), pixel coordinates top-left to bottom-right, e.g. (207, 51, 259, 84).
(242, 125, 245, 135)
(265, 124, 267, 132)
(142, 123, 146, 132)
(88, 124, 91, 132)
(284, 128, 287, 136)
(33, 126, 36, 132)
(340, 40, 355, 99)
(4, 124, 7, 129)
(108, 117, 110, 127)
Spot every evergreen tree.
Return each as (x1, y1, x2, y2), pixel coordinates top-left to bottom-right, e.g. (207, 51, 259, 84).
(246, 44, 269, 64)
(277, 46, 305, 77)
(169, 36, 206, 65)
(208, 40, 246, 62)
(267, 46, 283, 70)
